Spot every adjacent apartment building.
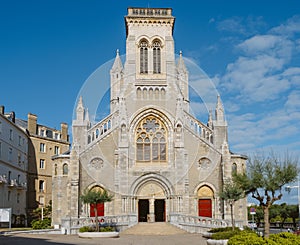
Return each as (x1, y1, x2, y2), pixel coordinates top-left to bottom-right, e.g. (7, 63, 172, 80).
(0, 106, 28, 227)
(16, 113, 70, 222)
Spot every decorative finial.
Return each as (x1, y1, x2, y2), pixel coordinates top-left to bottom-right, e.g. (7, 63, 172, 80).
(179, 50, 182, 56)
(116, 49, 119, 56)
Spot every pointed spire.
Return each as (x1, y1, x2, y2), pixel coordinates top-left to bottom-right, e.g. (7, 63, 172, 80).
(215, 95, 225, 122)
(76, 96, 84, 121)
(85, 108, 90, 121)
(207, 110, 213, 128)
(111, 49, 123, 72)
(177, 50, 187, 72)
(77, 96, 83, 110)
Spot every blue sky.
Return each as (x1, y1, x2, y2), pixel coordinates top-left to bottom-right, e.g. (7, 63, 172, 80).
(1, 1, 300, 202)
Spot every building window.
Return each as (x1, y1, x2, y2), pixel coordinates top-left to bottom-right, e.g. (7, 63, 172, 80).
(139, 40, 148, 74)
(136, 116, 167, 162)
(40, 143, 46, 152)
(39, 196, 44, 206)
(9, 129, 13, 140)
(54, 146, 59, 155)
(232, 163, 237, 175)
(54, 133, 60, 140)
(63, 163, 68, 175)
(0, 141, 2, 158)
(8, 171, 11, 183)
(39, 180, 45, 193)
(17, 193, 20, 203)
(8, 191, 11, 201)
(17, 174, 20, 185)
(39, 159, 45, 169)
(54, 164, 57, 175)
(153, 40, 161, 74)
(18, 153, 21, 164)
(40, 129, 45, 137)
(8, 148, 12, 162)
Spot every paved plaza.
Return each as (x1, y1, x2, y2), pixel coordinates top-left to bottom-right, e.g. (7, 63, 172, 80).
(0, 223, 208, 245)
(0, 233, 207, 245)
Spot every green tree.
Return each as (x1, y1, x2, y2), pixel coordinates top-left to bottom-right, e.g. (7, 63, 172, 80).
(80, 189, 113, 232)
(287, 204, 299, 229)
(233, 152, 299, 238)
(219, 179, 244, 230)
(32, 200, 52, 222)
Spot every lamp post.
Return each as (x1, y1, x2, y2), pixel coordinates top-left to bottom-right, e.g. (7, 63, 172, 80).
(285, 177, 300, 230)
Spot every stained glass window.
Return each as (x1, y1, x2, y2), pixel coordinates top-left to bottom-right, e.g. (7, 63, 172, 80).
(136, 116, 167, 161)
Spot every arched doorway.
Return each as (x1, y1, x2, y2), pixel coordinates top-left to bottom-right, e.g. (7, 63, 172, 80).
(137, 181, 166, 222)
(130, 173, 174, 222)
(197, 185, 214, 218)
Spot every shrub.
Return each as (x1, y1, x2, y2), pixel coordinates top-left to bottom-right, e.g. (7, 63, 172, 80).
(228, 231, 267, 245)
(79, 225, 115, 232)
(268, 232, 300, 245)
(100, 226, 114, 232)
(228, 231, 300, 245)
(209, 227, 233, 233)
(31, 218, 51, 229)
(79, 226, 94, 232)
(211, 229, 241, 240)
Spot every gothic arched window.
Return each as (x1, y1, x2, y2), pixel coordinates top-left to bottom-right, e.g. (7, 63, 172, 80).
(136, 116, 167, 162)
(153, 40, 161, 74)
(232, 163, 237, 176)
(139, 40, 148, 74)
(63, 163, 68, 175)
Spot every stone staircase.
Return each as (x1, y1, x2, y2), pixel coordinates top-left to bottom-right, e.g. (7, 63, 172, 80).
(121, 222, 188, 235)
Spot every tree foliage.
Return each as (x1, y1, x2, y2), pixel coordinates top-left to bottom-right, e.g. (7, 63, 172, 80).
(233, 151, 299, 237)
(219, 179, 244, 230)
(80, 189, 113, 232)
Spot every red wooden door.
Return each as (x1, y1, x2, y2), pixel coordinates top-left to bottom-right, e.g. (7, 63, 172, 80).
(90, 203, 104, 217)
(198, 199, 212, 217)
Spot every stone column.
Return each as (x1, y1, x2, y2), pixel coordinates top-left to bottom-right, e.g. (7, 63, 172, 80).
(148, 198, 155, 222)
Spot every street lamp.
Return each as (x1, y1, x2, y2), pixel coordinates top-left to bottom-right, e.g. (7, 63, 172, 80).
(285, 177, 300, 230)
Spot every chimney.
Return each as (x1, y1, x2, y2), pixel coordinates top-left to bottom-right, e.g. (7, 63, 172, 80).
(28, 113, 37, 135)
(0, 105, 4, 114)
(60, 122, 68, 141)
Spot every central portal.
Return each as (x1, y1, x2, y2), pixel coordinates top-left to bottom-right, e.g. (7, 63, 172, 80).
(136, 180, 167, 222)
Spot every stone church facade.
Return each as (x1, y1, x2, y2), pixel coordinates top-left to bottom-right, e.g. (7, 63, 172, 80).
(52, 7, 247, 227)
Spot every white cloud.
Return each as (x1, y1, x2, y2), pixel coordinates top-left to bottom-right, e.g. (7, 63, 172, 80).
(270, 15, 300, 36)
(285, 90, 300, 111)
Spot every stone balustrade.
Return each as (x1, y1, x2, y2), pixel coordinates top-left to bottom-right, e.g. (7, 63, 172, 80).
(61, 214, 138, 234)
(169, 213, 243, 233)
(87, 111, 118, 146)
(183, 112, 214, 144)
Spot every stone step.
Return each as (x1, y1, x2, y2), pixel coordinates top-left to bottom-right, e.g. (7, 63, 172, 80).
(121, 222, 188, 235)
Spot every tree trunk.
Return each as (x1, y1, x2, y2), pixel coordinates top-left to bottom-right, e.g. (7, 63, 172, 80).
(94, 205, 99, 232)
(230, 203, 235, 231)
(263, 206, 270, 238)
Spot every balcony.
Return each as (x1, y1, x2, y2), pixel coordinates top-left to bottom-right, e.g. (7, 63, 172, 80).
(8, 179, 17, 188)
(0, 175, 7, 184)
(17, 182, 27, 190)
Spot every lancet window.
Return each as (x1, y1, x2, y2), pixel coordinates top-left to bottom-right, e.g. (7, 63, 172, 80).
(153, 40, 161, 74)
(139, 40, 148, 74)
